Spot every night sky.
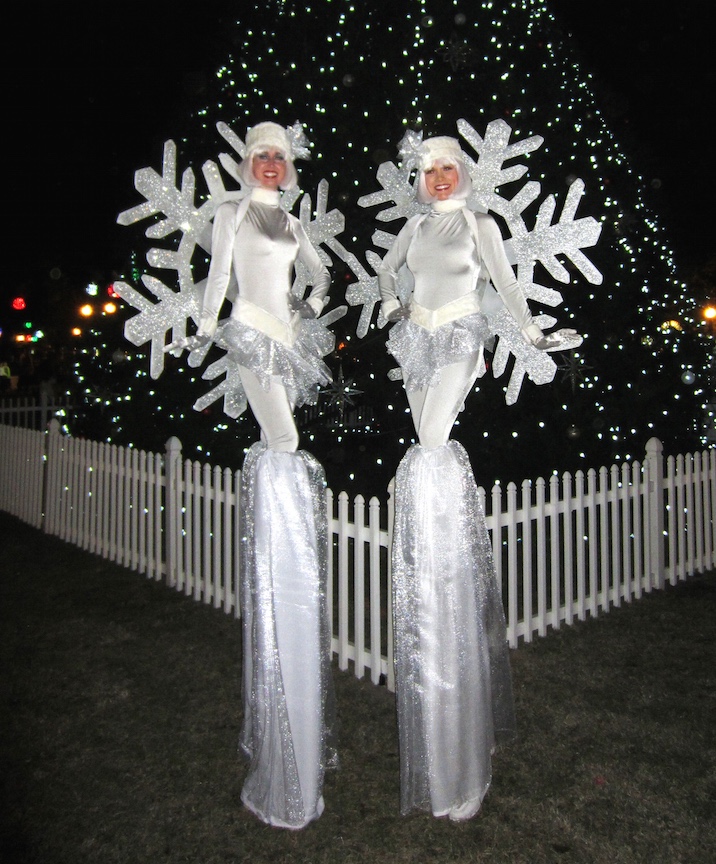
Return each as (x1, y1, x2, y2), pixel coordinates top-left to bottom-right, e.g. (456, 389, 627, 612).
(4, 1, 714, 305)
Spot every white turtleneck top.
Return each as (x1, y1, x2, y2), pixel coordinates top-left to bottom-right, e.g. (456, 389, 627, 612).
(199, 187, 330, 335)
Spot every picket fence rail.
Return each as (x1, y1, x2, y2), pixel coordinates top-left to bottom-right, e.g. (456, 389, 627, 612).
(0, 418, 714, 693)
(0, 394, 73, 431)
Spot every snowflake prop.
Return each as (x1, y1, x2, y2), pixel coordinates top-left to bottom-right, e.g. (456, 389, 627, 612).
(114, 121, 348, 419)
(352, 118, 603, 404)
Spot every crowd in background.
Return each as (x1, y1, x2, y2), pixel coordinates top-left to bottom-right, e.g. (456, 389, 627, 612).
(0, 345, 73, 399)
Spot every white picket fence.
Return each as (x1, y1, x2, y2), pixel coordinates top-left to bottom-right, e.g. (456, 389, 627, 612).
(0, 394, 73, 431)
(0, 419, 714, 692)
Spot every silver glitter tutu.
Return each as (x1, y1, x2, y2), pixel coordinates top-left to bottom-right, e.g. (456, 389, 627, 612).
(386, 314, 490, 391)
(392, 441, 515, 819)
(217, 317, 334, 407)
(239, 443, 338, 829)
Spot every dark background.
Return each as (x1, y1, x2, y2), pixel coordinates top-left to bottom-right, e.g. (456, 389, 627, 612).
(3, 0, 713, 300)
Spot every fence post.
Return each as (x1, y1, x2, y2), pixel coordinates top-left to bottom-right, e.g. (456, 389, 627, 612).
(165, 436, 183, 588)
(645, 437, 665, 590)
(43, 419, 64, 535)
(40, 389, 49, 432)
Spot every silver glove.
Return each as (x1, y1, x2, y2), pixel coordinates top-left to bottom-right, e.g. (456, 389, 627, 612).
(163, 333, 211, 355)
(533, 328, 583, 352)
(387, 303, 411, 322)
(288, 295, 317, 319)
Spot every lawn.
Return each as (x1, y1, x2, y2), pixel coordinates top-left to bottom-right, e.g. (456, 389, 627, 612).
(1, 512, 714, 863)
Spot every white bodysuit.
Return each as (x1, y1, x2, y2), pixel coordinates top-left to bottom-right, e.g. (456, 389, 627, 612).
(379, 200, 542, 449)
(201, 186, 332, 451)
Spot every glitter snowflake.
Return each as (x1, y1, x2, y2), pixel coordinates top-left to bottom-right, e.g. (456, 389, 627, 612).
(352, 118, 603, 404)
(114, 121, 348, 419)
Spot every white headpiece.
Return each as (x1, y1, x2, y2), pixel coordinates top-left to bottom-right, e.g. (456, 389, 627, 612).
(398, 131, 465, 171)
(238, 121, 311, 190)
(417, 136, 463, 171)
(397, 131, 471, 204)
(245, 121, 291, 156)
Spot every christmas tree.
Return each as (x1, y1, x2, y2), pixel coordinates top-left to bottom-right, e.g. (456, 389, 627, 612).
(102, 0, 710, 498)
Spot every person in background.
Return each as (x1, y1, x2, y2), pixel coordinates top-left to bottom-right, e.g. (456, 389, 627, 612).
(0, 360, 11, 394)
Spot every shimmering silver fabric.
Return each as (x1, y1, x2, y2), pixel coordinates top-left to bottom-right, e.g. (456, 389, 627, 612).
(378, 207, 536, 332)
(386, 313, 489, 391)
(203, 196, 331, 323)
(216, 317, 333, 407)
(239, 443, 337, 830)
(200, 193, 334, 412)
(392, 441, 515, 820)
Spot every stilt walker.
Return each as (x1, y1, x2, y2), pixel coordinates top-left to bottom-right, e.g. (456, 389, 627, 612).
(358, 125, 601, 820)
(160, 120, 339, 829)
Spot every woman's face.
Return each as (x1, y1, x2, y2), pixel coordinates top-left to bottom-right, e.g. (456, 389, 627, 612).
(423, 161, 458, 200)
(251, 149, 288, 189)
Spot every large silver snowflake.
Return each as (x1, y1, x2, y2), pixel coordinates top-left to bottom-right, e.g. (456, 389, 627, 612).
(351, 118, 603, 404)
(114, 121, 348, 419)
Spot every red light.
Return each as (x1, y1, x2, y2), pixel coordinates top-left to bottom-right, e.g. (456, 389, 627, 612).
(12, 297, 26, 311)
(107, 284, 119, 298)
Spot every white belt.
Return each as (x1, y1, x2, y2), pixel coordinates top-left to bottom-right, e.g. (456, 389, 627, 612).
(409, 292, 482, 331)
(232, 297, 299, 346)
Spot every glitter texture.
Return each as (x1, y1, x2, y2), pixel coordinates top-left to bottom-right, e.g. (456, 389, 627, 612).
(386, 313, 490, 391)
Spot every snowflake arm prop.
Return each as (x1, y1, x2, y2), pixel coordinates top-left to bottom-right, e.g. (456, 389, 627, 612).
(192, 350, 248, 420)
(458, 117, 544, 215)
(357, 161, 423, 223)
(116, 122, 348, 417)
(115, 140, 220, 378)
(117, 140, 216, 255)
(505, 179, 603, 287)
(293, 180, 344, 290)
(114, 274, 203, 380)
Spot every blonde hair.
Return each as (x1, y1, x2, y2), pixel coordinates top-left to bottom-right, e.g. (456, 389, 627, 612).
(417, 156, 472, 204)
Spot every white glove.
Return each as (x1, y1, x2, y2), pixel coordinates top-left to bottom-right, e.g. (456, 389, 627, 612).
(387, 303, 411, 322)
(163, 333, 211, 355)
(288, 295, 317, 319)
(532, 328, 583, 352)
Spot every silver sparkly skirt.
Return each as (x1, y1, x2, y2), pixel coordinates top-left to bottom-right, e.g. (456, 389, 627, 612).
(217, 317, 334, 407)
(386, 313, 490, 391)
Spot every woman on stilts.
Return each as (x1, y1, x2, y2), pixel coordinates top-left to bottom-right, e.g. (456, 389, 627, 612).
(169, 120, 337, 829)
(378, 133, 578, 821)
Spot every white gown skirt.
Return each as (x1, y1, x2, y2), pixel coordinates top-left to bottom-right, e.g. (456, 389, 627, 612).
(392, 441, 515, 820)
(238, 443, 337, 829)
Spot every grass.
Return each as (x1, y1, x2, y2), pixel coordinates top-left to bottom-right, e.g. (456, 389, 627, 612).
(1, 510, 714, 864)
